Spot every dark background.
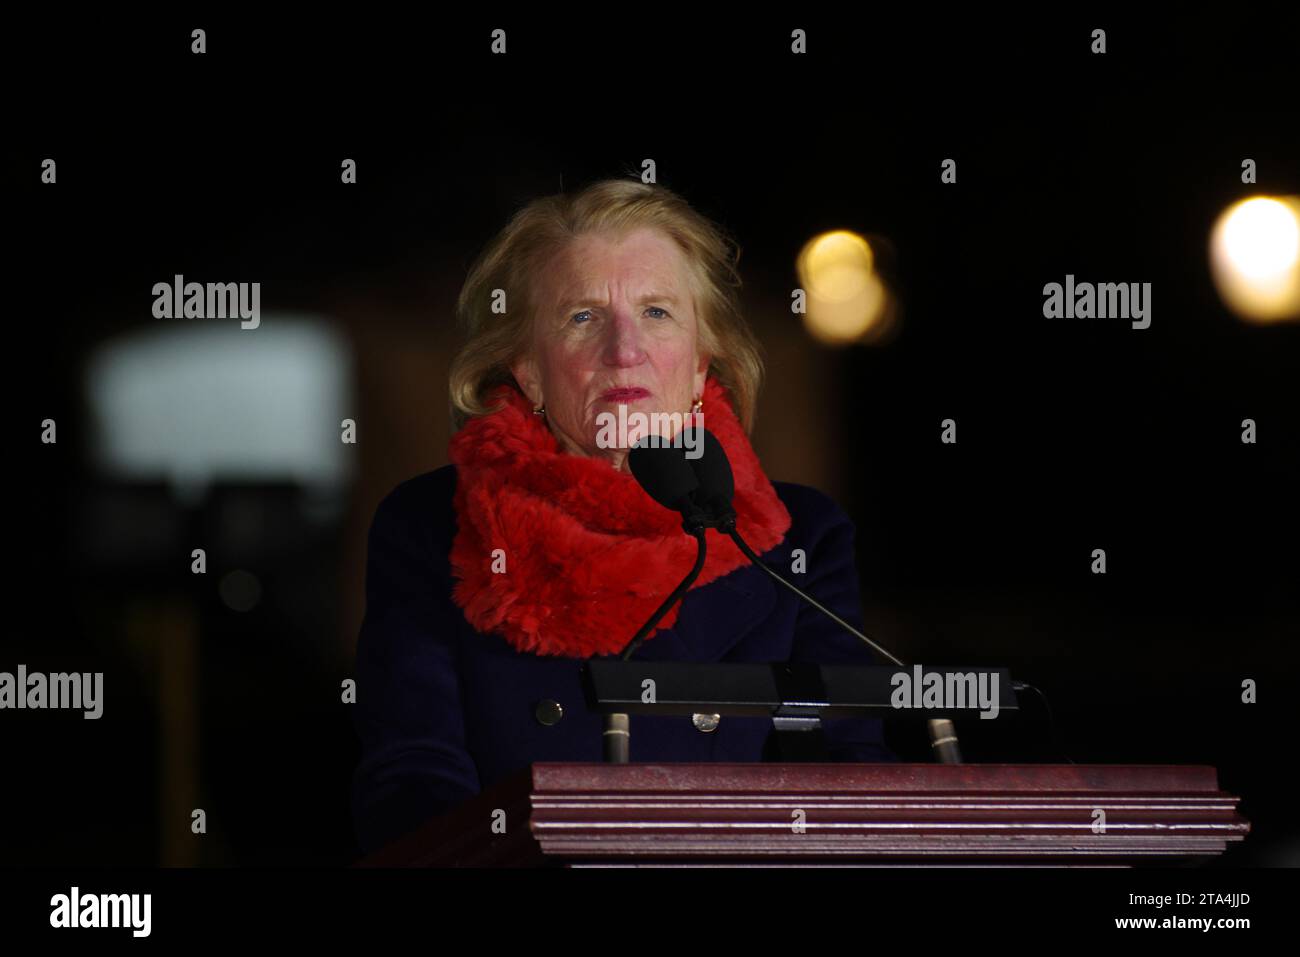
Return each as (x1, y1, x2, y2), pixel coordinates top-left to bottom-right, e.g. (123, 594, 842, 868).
(7, 12, 1297, 866)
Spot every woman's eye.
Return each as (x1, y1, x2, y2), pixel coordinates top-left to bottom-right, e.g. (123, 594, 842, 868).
(571, 307, 667, 323)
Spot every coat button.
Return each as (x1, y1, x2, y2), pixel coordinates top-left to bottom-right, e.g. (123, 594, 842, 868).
(535, 698, 564, 726)
(691, 712, 721, 733)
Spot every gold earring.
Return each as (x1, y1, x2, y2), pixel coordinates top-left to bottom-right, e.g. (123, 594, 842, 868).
(690, 397, 703, 414)
(532, 403, 546, 416)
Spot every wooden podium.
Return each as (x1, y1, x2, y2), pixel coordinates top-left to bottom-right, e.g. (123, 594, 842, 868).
(356, 762, 1249, 867)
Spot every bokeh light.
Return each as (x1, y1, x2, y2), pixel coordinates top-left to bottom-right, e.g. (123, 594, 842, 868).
(796, 230, 895, 345)
(1209, 195, 1300, 323)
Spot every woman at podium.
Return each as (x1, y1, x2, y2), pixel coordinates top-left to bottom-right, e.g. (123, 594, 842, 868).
(350, 179, 897, 856)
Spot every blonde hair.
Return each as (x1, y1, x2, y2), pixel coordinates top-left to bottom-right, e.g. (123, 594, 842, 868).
(449, 178, 764, 433)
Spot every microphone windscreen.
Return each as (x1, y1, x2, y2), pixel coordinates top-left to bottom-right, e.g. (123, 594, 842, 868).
(686, 428, 734, 510)
(628, 437, 700, 513)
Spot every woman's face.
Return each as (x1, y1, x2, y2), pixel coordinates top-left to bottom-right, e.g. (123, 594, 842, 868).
(511, 227, 710, 470)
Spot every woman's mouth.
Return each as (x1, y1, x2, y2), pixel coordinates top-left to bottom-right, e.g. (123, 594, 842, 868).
(599, 387, 651, 402)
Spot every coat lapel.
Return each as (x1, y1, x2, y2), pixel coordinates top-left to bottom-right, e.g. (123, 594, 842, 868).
(630, 563, 778, 663)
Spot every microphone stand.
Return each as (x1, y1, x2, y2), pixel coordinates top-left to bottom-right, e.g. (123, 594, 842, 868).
(723, 515, 963, 765)
(603, 512, 709, 763)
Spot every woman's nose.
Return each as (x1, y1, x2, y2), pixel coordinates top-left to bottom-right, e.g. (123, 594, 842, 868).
(601, 309, 647, 367)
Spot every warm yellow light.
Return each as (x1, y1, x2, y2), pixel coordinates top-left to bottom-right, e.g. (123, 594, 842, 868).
(799, 231, 875, 302)
(1221, 198, 1300, 278)
(807, 272, 887, 345)
(1210, 196, 1300, 323)
(796, 230, 892, 345)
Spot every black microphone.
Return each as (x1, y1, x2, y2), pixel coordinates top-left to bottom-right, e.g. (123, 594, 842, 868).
(682, 428, 965, 764)
(623, 442, 710, 648)
(602, 439, 715, 762)
(680, 426, 736, 526)
(592, 434, 707, 769)
(627, 434, 710, 534)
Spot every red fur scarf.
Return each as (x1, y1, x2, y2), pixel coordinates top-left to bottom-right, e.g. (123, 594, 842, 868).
(447, 376, 792, 657)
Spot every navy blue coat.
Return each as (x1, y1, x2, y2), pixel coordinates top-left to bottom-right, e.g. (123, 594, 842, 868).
(350, 464, 899, 855)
